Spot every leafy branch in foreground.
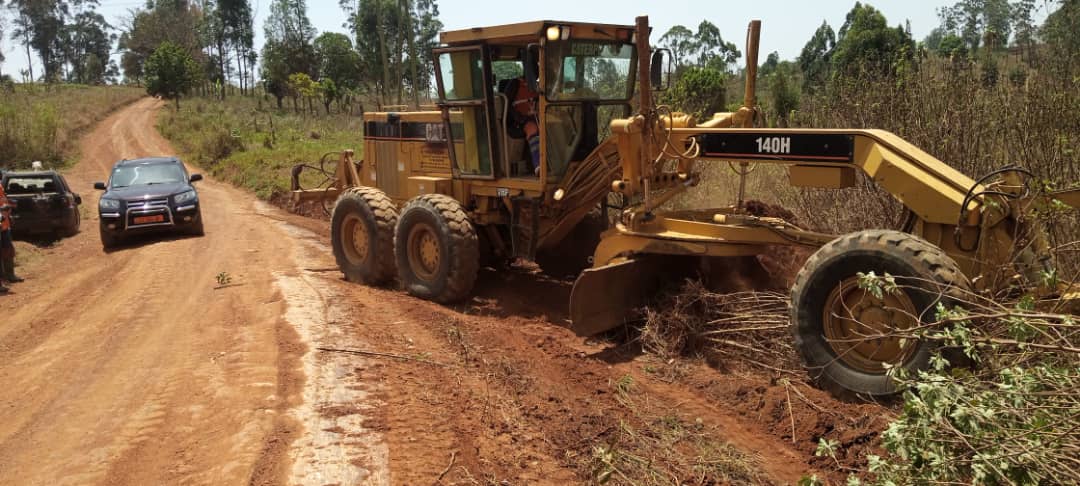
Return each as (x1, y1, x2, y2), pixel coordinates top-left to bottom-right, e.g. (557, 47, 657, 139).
(853, 274, 1080, 485)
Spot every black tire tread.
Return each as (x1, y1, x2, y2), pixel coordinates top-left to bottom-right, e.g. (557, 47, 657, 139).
(790, 229, 971, 398)
(332, 186, 398, 284)
(395, 193, 478, 303)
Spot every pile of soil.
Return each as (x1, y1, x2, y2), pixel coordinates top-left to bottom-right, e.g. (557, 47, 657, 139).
(271, 191, 331, 221)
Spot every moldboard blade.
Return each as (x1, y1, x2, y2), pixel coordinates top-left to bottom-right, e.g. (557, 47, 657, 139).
(569, 257, 668, 337)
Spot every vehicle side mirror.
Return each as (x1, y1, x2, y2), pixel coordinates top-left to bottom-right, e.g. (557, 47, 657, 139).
(74, 195, 82, 205)
(650, 49, 671, 91)
(190, 174, 203, 182)
(524, 44, 541, 93)
(94, 182, 106, 190)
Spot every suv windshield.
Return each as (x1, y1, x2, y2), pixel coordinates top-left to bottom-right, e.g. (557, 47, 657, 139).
(110, 163, 185, 188)
(545, 40, 635, 101)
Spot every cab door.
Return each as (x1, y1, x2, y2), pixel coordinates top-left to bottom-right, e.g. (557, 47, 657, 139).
(433, 46, 498, 180)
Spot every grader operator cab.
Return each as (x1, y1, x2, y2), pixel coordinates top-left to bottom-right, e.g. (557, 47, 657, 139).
(293, 16, 1080, 398)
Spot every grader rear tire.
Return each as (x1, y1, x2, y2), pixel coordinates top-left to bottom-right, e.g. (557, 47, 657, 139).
(790, 229, 971, 398)
(394, 194, 479, 303)
(331, 187, 398, 285)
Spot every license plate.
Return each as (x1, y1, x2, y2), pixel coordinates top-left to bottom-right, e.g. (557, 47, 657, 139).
(133, 215, 165, 224)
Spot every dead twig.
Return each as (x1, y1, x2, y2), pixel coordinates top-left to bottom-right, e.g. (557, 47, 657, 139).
(436, 450, 457, 483)
(304, 267, 340, 273)
(783, 380, 797, 444)
(316, 346, 451, 367)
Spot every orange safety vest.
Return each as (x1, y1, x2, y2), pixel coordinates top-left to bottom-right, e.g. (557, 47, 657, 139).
(0, 184, 10, 231)
(511, 77, 538, 117)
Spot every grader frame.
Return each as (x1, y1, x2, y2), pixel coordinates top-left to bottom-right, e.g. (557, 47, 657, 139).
(293, 16, 1079, 397)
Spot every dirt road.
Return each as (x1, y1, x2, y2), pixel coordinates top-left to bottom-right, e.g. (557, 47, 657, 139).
(0, 98, 886, 485)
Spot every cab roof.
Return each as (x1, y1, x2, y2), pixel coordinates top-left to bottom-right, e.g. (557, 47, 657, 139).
(440, 20, 638, 45)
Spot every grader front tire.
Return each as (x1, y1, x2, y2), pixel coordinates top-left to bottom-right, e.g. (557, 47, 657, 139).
(331, 187, 398, 285)
(394, 194, 479, 303)
(790, 229, 971, 398)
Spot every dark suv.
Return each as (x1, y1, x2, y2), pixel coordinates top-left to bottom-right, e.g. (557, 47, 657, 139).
(95, 157, 204, 249)
(1, 170, 82, 238)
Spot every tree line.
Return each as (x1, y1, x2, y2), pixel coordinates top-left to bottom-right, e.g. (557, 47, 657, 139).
(125, 0, 443, 112)
(2, 0, 442, 112)
(3, 0, 116, 85)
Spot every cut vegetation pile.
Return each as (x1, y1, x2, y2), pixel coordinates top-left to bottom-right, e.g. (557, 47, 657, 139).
(641, 282, 798, 373)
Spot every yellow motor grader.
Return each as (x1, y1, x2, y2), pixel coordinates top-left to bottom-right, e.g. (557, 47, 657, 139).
(293, 16, 1080, 397)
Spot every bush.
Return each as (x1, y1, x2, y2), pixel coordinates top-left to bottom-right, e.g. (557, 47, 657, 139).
(841, 275, 1080, 485)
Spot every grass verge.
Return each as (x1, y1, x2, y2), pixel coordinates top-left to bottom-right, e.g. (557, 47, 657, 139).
(0, 84, 145, 169)
(157, 95, 363, 200)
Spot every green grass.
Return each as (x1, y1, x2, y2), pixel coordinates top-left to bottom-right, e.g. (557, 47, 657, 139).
(0, 84, 145, 169)
(157, 95, 364, 200)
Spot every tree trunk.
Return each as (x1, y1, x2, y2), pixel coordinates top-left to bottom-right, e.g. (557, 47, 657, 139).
(24, 42, 34, 82)
(395, 0, 407, 105)
(376, 7, 392, 103)
(218, 37, 228, 100)
(235, 47, 246, 96)
(405, 0, 420, 108)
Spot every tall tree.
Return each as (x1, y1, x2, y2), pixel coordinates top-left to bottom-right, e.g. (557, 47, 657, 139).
(264, 0, 316, 75)
(658, 25, 695, 70)
(218, 0, 253, 94)
(657, 21, 739, 73)
(936, 0, 1014, 54)
(261, 0, 316, 108)
(798, 21, 835, 94)
(342, 0, 440, 104)
(1042, 0, 1080, 65)
(830, 3, 915, 77)
(62, 10, 114, 84)
(8, 3, 33, 81)
(145, 41, 200, 109)
(118, 0, 203, 84)
(0, 13, 6, 77)
(1011, 0, 1037, 59)
(693, 20, 740, 72)
(314, 32, 360, 90)
(7, 0, 92, 82)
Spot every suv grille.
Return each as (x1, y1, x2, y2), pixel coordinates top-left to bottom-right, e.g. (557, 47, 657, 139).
(126, 198, 172, 228)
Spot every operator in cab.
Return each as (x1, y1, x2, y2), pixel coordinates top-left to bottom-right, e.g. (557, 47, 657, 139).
(507, 59, 541, 176)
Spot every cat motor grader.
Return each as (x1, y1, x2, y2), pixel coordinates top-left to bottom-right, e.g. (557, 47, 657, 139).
(293, 16, 1080, 397)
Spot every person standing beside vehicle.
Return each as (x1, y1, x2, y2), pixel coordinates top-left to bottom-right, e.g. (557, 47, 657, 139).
(0, 170, 22, 294)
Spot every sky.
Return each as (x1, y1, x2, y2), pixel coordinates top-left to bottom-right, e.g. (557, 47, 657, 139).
(0, 0, 1057, 80)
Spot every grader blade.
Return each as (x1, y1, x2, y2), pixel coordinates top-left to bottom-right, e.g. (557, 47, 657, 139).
(569, 256, 677, 336)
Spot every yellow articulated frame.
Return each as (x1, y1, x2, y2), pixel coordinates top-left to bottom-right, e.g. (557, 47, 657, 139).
(591, 210, 836, 268)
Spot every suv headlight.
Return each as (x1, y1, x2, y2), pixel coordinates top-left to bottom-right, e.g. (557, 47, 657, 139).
(99, 198, 120, 210)
(174, 190, 197, 205)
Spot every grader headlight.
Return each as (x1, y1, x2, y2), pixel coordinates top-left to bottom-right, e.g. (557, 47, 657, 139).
(546, 25, 571, 41)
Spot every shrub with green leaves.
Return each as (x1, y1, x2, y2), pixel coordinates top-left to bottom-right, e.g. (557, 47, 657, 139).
(849, 274, 1080, 485)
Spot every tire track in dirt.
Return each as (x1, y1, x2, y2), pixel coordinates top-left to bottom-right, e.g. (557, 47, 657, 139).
(0, 98, 313, 485)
